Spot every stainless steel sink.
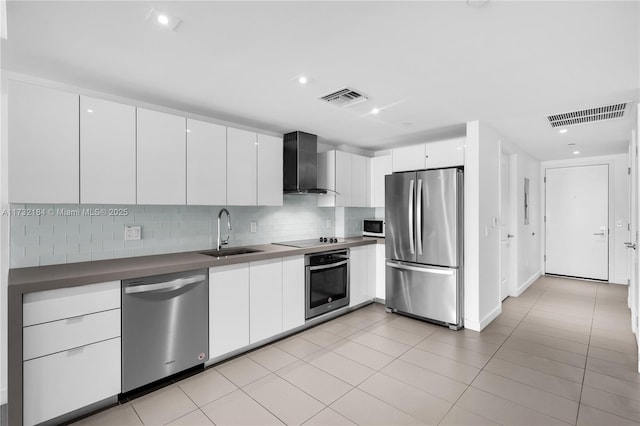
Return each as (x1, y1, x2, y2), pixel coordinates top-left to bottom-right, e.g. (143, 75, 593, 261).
(200, 247, 261, 257)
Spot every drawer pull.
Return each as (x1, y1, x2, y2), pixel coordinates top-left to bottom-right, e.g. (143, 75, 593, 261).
(66, 316, 85, 324)
(66, 347, 85, 356)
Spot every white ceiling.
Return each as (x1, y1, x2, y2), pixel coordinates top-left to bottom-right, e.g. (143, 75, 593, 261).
(2, 1, 639, 160)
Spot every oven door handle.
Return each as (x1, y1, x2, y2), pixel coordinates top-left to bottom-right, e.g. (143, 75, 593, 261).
(309, 260, 349, 271)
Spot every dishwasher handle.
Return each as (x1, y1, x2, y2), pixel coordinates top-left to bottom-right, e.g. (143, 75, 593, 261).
(124, 274, 206, 294)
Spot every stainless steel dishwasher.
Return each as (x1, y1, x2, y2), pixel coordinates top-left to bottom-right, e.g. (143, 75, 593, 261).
(121, 269, 208, 393)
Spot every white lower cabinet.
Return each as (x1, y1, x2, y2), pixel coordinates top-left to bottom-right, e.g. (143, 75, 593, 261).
(349, 245, 375, 307)
(282, 256, 305, 331)
(23, 308, 120, 361)
(250, 259, 283, 343)
(209, 256, 306, 357)
(375, 243, 386, 300)
(24, 338, 121, 426)
(209, 263, 250, 359)
(22, 281, 122, 426)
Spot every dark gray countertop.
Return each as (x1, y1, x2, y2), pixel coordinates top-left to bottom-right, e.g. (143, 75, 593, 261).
(8, 236, 383, 293)
(7, 236, 383, 426)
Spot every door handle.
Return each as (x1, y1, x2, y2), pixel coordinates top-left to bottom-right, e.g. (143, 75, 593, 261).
(408, 179, 415, 255)
(593, 232, 605, 236)
(416, 179, 423, 256)
(386, 261, 455, 275)
(507, 234, 514, 239)
(624, 242, 637, 250)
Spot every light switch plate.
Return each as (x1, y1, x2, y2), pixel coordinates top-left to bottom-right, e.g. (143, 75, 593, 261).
(124, 225, 141, 241)
(250, 221, 257, 233)
(326, 219, 331, 228)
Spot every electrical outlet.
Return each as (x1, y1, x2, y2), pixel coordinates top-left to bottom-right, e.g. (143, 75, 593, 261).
(124, 225, 141, 241)
(250, 221, 257, 233)
(326, 219, 331, 228)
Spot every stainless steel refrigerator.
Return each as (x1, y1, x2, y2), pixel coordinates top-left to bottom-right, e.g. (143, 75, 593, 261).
(385, 167, 463, 329)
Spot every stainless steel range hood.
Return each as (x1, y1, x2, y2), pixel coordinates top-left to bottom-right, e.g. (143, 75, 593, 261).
(283, 131, 328, 194)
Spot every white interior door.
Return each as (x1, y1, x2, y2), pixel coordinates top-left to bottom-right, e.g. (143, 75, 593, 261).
(545, 164, 609, 280)
(500, 151, 512, 300)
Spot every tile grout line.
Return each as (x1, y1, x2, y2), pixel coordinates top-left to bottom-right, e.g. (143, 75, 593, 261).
(574, 281, 599, 425)
(436, 281, 550, 425)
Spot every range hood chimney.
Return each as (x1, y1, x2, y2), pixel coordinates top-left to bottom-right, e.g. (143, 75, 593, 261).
(283, 131, 328, 194)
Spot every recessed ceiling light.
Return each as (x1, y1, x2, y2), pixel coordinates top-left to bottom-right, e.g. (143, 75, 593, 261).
(371, 108, 380, 115)
(86, 109, 93, 113)
(298, 76, 308, 85)
(573, 150, 581, 155)
(559, 129, 568, 134)
(146, 8, 181, 31)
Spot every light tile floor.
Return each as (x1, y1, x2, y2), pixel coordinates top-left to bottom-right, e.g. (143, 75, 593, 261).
(75, 276, 640, 425)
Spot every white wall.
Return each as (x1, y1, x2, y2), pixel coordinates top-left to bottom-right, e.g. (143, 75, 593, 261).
(464, 121, 502, 331)
(541, 154, 630, 285)
(499, 139, 543, 295)
(1, 66, 8, 405)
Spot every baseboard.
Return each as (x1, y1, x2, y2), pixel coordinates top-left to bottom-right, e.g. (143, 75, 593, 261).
(464, 304, 502, 332)
(463, 318, 481, 331)
(373, 298, 385, 305)
(480, 304, 502, 330)
(609, 280, 629, 285)
(516, 271, 541, 296)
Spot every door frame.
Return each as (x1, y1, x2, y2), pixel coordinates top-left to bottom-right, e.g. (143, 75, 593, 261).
(498, 143, 518, 298)
(630, 124, 640, 372)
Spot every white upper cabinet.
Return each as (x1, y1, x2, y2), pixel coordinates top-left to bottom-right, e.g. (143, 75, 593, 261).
(317, 151, 336, 208)
(424, 137, 465, 169)
(371, 155, 392, 208)
(318, 150, 371, 207)
(186, 119, 227, 205)
(8, 81, 79, 204)
(335, 151, 352, 207)
(80, 96, 136, 204)
(392, 138, 465, 172)
(392, 144, 426, 172)
(351, 154, 368, 207)
(257, 133, 283, 206)
(137, 108, 186, 205)
(227, 127, 257, 206)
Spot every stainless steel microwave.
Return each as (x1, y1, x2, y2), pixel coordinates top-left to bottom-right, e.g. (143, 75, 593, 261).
(363, 219, 385, 237)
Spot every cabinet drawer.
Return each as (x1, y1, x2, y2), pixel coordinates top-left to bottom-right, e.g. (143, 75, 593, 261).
(23, 308, 121, 361)
(23, 337, 121, 426)
(23, 280, 120, 326)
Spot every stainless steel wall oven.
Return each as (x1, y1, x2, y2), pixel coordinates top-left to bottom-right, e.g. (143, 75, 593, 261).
(305, 249, 350, 319)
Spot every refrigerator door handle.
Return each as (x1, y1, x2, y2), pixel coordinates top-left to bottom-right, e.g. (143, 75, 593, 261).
(416, 178, 423, 255)
(386, 261, 455, 275)
(408, 179, 415, 254)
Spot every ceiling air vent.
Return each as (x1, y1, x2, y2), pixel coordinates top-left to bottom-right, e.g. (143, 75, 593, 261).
(319, 88, 368, 107)
(547, 102, 628, 128)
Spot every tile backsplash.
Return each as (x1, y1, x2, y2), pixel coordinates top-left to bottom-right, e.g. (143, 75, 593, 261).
(9, 196, 374, 268)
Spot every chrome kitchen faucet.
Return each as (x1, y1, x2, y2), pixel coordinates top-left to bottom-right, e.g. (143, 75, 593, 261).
(217, 208, 232, 249)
